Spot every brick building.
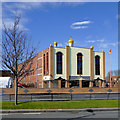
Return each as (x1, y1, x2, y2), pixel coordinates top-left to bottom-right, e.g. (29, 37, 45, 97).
(111, 76, 120, 87)
(19, 37, 106, 88)
(0, 70, 13, 77)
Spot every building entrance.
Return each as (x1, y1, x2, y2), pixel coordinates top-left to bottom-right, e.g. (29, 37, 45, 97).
(69, 80, 79, 88)
(61, 80, 65, 88)
(82, 80, 89, 87)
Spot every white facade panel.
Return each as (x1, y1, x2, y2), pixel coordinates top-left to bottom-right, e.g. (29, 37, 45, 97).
(70, 47, 90, 77)
(53, 47, 66, 79)
(53, 46, 103, 80)
(93, 51, 103, 79)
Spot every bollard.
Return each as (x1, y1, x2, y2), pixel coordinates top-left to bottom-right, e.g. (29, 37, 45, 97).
(107, 93, 110, 100)
(9, 94, 11, 101)
(31, 94, 32, 101)
(90, 93, 91, 100)
(51, 94, 53, 101)
(70, 93, 72, 100)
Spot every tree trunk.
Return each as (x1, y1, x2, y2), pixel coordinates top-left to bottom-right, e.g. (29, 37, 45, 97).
(15, 76, 18, 105)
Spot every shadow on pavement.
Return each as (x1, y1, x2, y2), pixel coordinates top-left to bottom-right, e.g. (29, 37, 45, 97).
(66, 109, 95, 120)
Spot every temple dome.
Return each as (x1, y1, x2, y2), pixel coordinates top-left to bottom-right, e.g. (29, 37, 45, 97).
(54, 41, 57, 45)
(68, 37, 74, 44)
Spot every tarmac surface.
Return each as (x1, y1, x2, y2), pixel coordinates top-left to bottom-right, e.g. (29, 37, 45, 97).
(1, 108, 119, 120)
(1, 111, 119, 119)
(1, 107, 119, 113)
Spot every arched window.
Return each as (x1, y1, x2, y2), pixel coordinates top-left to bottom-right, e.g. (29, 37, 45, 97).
(77, 53, 83, 74)
(46, 52, 49, 75)
(95, 55, 100, 75)
(56, 52, 62, 74)
(43, 54, 45, 75)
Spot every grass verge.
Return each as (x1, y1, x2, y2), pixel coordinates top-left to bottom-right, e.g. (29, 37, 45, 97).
(1, 99, 119, 109)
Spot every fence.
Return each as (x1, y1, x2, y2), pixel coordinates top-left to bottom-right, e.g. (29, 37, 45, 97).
(1, 92, 119, 101)
(0, 87, 119, 101)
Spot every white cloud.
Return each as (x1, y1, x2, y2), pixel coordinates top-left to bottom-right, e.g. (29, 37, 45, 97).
(99, 43, 108, 48)
(2, 17, 29, 31)
(72, 21, 91, 26)
(2, 2, 86, 31)
(58, 43, 64, 47)
(86, 38, 104, 43)
(86, 38, 117, 49)
(87, 40, 95, 43)
(71, 26, 88, 29)
(2, 2, 43, 31)
(96, 39, 104, 42)
(71, 20, 92, 29)
(3, 2, 42, 16)
(99, 42, 118, 49)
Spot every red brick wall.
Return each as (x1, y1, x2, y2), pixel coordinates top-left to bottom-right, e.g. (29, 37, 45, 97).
(18, 47, 50, 88)
(0, 87, 118, 95)
(112, 76, 120, 82)
(42, 48, 49, 76)
(111, 76, 120, 87)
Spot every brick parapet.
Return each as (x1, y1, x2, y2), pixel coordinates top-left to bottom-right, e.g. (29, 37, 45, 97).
(1, 88, 118, 95)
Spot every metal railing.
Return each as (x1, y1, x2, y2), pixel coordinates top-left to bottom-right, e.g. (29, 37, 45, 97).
(1, 92, 119, 102)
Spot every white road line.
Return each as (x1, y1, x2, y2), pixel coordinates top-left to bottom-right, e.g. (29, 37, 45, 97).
(23, 113, 42, 115)
(0, 114, 9, 115)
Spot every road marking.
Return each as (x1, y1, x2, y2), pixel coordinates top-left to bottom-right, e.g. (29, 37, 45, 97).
(23, 113, 42, 115)
(0, 114, 9, 115)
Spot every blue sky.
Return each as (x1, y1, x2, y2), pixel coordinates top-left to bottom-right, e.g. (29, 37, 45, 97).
(2, 2, 118, 76)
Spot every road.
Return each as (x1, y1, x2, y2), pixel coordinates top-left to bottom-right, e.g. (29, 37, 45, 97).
(1, 111, 118, 119)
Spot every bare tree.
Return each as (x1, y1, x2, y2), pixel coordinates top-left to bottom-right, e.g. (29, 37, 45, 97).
(113, 70, 119, 76)
(2, 16, 37, 105)
(106, 71, 113, 81)
(106, 69, 120, 82)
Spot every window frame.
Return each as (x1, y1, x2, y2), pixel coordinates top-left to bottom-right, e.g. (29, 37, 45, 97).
(95, 55, 100, 75)
(56, 52, 63, 74)
(46, 52, 49, 75)
(43, 54, 45, 75)
(77, 53, 83, 75)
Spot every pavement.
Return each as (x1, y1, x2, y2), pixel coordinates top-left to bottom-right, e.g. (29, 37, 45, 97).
(1, 107, 119, 113)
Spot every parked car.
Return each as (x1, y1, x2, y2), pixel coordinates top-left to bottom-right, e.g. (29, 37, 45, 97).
(18, 84, 25, 88)
(18, 84, 30, 88)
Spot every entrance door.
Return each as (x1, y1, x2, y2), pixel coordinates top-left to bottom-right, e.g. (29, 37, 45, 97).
(82, 80, 89, 87)
(61, 80, 65, 88)
(69, 80, 79, 88)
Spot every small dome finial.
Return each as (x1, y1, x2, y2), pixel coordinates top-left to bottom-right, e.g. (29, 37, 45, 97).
(90, 46, 93, 49)
(54, 41, 57, 45)
(50, 44, 52, 47)
(68, 37, 74, 44)
(54, 41, 57, 47)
